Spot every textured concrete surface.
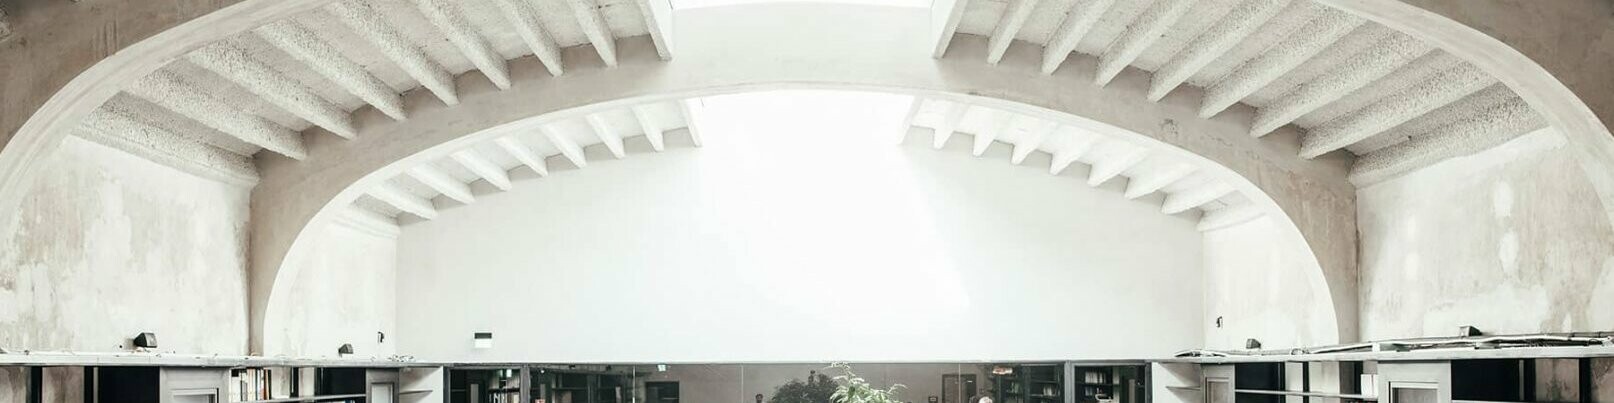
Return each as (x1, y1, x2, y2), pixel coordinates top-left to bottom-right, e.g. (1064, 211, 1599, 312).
(1402, 0, 1614, 130)
(263, 222, 397, 358)
(1202, 216, 1337, 350)
(42, 367, 82, 403)
(0, 137, 249, 354)
(1358, 128, 1614, 339)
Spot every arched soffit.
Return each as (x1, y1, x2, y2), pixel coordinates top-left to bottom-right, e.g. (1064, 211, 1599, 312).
(1, 0, 1610, 351)
(262, 84, 1344, 354)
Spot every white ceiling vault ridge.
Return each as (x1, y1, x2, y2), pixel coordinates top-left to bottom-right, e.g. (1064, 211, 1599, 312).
(336, 98, 700, 237)
(933, 0, 1549, 186)
(904, 96, 1263, 232)
(68, 0, 674, 191)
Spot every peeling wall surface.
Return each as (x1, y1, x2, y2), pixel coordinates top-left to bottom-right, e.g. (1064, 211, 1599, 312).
(1202, 216, 1336, 350)
(1358, 128, 1614, 339)
(396, 115, 1206, 362)
(0, 137, 249, 353)
(263, 223, 397, 359)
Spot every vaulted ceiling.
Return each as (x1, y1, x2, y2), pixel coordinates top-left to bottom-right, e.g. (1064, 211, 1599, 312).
(59, 0, 1554, 236)
(937, 0, 1548, 185)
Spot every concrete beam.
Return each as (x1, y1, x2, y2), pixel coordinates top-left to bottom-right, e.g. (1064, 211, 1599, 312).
(333, 205, 401, 239)
(1049, 137, 1094, 175)
(567, 0, 619, 67)
(1162, 181, 1235, 214)
(929, 0, 971, 58)
(328, 0, 459, 105)
(1200, 4, 1363, 118)
(1147, 0, 1286, 101)
(1349, 96, 1546, 185)
(636, 0, 676, 60)
(973, 110, 1009, 157)
(985, 0, 1039, 65)
(586, 113, 626, 158)
(1011, 121, 1055, 165)
(1301, 62, 1493, 158)
(1087, 146, 1147, 186)
(495, 136, 550, 176)
(188, 42, 357, 139)
(406, 164, 474, 204)
(1125, 164, 1195, 199)
(1041, 0, 1116, 74)
(631, 106, 667, 151)
(126, 70, 308, 160)
(1093, 0, 1197, 86)
(368, 181, 437, 220)
(489, 0, 565, 76)
(77, 108, 259, 187)
(255, 20, 407, 120)
(932, 102, 966, 149)
(451, 149, 513, 191)
(1250, 31, 1432, 137)
(1197, 203, 1263, 231)
(416, 0, 512, 90)
(543, 125, 588, 168)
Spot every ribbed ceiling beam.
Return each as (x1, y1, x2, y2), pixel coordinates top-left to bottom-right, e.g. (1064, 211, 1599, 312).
(255, 20, 407, 120)
(328, 0, 459, 105)
(932, 102, 966, 149)
(1301, 63, 1493, 158)
(1094, 0, 1198, 86)
(1199, 5, 1363, 118)
(1087, 147, 1146, 186)
(188, 43, 357, 139)
(1163, 181, 1234, 214)
(406, 164, 474, 204)
(1250, 31, 1432, 137)
(586, 114, 626, 158)
(451, 149, 513, 191)
(567, 0, 619, 67)
(544, 126, 589, 168)
(1197, 204, 1263, 231)
(1147, 0, 1287, 101)
(495, 136, 550, 176)
(489, 0, 565, 76)
(973, 111, 1010, 156)
(1011, 122, 1055, 165)
(985, 0, 1040, 65)
(1349, 97, 1546, 186)
(334, 206, 401, 238)
(1049, 139, 1094, 175)
(126, 71, 307, 160)
(635, 0, 674, 60)
(1124, 164, 1195, 199)
(416, 0, 512, 89)
(1041, 0, 1116, 74)
(680, 99, 706, 147)
(79, 108, 259, 187)
(369, 181, 437, 220)
(1346, 84, 1516, 154)
(631, 106, 667, 151)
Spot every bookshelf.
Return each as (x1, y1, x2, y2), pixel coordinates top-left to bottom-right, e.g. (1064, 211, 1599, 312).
(991, 364, 1062, 403)
(1071, 365, 1145, 403)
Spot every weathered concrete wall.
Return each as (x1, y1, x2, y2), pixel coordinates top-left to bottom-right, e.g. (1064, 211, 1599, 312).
(1358, 127, 1614, 339)
(1203, 216, 1337, 350)
(0, 136, 249, 354)
(262, 223, 397, 359)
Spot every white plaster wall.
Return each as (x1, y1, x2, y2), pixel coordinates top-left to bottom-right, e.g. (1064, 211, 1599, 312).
(1358, 128, 1614, 339)
(1201, 216, 1337, 350)
(0, 137, 248, 354)
(397, 93, 1205, 362)
(263, 223, 398, 358)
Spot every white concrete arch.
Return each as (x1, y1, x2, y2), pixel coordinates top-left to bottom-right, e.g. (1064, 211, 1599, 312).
(263, 87, 1339, 360)
(1, 0, 1611, 356)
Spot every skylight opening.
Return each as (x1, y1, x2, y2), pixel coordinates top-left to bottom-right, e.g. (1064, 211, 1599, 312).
(672, 0, 932, 10)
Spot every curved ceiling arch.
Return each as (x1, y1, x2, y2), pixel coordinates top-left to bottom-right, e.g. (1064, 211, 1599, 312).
(2, 0, 1611, 354)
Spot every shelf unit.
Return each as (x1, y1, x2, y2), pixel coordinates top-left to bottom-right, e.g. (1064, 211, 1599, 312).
(1071, 365, 1145, 403)
(990, 364, 1062, 403)
(1202, 361, 1375, 403)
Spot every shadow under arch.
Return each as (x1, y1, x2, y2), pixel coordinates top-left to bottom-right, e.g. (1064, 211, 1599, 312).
(261, 84, 1344, 358)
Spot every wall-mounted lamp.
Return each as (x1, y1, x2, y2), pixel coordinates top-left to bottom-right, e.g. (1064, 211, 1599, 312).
(1244, 338, 1262, 350)
(474, 332, 494, 349)
(657, 364, 668, 372)
(1458, 325, 1483, 337)
(133, 333, 158, 349)
(338, 343, 354, 356)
